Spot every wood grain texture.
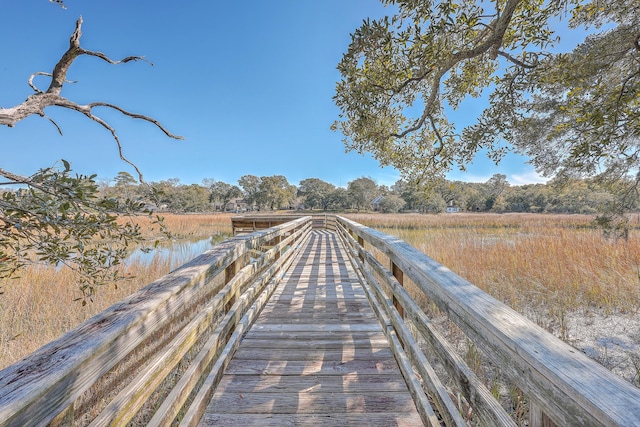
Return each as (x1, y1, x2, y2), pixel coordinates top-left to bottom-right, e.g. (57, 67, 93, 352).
(199, 230, 423, 426)
(200, 412, 423, 426)
(13, 214, 635, 426)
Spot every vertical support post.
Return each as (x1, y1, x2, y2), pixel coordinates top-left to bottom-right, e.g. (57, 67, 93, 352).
(530, 402, 557, 427)
(357, 236, 364, 262)
(391, 262, 405, 319)
(274, 235, 282, 261)
(225, 259, 237, 285)
(224, 256, 241, 313)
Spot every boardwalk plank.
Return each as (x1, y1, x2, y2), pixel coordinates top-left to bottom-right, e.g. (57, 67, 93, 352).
(201, 413, 423, 426)
(257, 303, 373, 315)
(242, 332, 389, 350)
(223, 359, 403, 376)
(199, 230, 423, 426)
(215, 372, 412, 393)
(206, 391, 419, 414)
(231, 347, 396, 362)
(247, 323, 382, 332)
(253, 315, 380, 325)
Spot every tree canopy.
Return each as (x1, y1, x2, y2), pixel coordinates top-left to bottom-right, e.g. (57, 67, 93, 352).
(298, 178, 337, 210)
(333, 0, 639, 190)
(90, 171, 617, 217)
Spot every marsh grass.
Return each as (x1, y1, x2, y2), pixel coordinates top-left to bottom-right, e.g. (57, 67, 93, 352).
(0, 213, 234, 369)
(122, 212, 234, 240)
(347, 212, 640, 421)
(2, 211, 639, 382)
(346, 212, 640, 315)
(349, 212, 640, 404)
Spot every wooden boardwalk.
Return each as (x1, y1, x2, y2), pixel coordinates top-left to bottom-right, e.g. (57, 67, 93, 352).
(4, 215, 640, 425)
(200, 230, 423, 426)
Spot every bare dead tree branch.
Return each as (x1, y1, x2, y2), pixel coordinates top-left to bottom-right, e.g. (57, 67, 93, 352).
(49, 0, 66, 9)
(88, 102, 183, 139)
(44, 115, 63, 135)
(0, 17, 183, 181)
(0, 168, 31, 185)
(81, 50, 154, 67)
(29, 72, 77, 94)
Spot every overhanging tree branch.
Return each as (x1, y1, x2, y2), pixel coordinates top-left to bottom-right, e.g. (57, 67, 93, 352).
(0, 13, 177, 300)
(390, 0, 522, 139)
(0, 17, 183, 181)
(497, 50, 538, 69)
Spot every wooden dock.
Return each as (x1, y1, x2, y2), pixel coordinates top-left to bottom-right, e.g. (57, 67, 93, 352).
(200, 229, 423, 426)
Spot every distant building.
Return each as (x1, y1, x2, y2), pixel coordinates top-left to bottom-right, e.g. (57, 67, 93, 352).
(446, 205, 460, 213)
(225, 198, 249, 212)
(371, 195, 385, 211)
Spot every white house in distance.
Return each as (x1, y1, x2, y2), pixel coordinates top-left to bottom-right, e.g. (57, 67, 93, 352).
(446, 203, 460, 213)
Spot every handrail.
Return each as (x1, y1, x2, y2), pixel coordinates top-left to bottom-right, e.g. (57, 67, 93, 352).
(0, 216, 312, 426)
(335, 215, 640, 427)
(231, 213, 336, 235)
(337, 220, 513, 426)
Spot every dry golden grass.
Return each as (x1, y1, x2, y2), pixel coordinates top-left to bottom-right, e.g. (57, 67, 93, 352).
(346, 212, 640, 315)
(121, 212, 235, 240)
(347, 212, 640, 395)
(0, 213, 234, 369)
(2, 212, 639, 372)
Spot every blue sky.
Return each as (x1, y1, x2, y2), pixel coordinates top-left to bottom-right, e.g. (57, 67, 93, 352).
(1, 1, 558, 188)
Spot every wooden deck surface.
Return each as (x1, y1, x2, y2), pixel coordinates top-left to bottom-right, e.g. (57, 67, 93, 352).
(200, 230, 423, 426)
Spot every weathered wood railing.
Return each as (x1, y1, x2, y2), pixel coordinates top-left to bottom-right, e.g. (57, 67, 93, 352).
(1, 214, 640, 426)
(334, 215, 640, 427)
(231, 213, 335, 235)
(0, 216, 312, 426)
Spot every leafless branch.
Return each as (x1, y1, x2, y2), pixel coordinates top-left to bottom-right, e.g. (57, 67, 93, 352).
(29, 72, 77, 94)
(44, 115, 63, 135)
(49, 0, 66, 9)
(0, 16, 183, 181)
(88, 102, 183, 139)
(84, 109, 145, 181)
(80, 50, 153, 67)
(0, 168, 58, 195)
(0, 168, 31, 186)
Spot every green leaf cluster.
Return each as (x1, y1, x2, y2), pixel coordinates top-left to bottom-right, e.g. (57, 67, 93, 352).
(0, 162, 165, 303)
(333, 0, 638, 208)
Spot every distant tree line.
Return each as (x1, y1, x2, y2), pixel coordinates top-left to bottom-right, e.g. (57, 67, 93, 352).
(86, 172, 628, 215)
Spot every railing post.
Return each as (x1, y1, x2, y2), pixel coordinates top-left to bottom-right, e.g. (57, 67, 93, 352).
(225, 256, 241, 312)
(357, 236, 365, 262)
(391, 262, 405, 319)
(274, 235, 282, 261)
(530, 402, 557, 427)
(224, 259, 237, 285)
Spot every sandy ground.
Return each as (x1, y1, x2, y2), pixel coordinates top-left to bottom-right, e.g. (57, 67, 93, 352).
(562, 308, 640, 387)
(418, 305, 640, 424)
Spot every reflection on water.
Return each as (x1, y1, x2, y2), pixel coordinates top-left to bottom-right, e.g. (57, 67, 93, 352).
(126, 233, 228, 271)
